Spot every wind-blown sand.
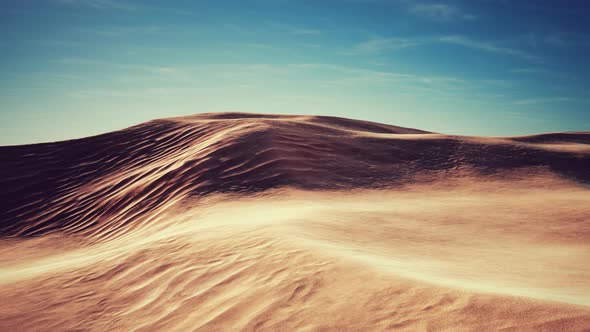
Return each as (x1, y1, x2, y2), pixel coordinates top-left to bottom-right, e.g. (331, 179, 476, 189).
(1, 113, 589, 331)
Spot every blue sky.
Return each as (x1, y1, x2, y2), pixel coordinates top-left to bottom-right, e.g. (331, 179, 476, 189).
(1, 0, 589, 144)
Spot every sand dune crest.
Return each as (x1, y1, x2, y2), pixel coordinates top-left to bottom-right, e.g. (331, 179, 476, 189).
(1, 113, 589, 331)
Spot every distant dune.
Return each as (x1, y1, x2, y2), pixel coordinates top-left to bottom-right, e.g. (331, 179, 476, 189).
(1, 113, 589, 331)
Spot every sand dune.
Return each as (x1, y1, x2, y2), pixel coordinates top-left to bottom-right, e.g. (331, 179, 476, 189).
(1, 113, 589, 331)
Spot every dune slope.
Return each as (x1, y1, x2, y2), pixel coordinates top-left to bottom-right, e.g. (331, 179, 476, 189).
(1, 113, 589, 331)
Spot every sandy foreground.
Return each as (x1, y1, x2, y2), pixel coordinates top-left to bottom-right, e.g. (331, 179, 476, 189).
(1, 113, 589, 331)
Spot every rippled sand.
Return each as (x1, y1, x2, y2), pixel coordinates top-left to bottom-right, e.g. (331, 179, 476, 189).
(1, 113, 589, 331)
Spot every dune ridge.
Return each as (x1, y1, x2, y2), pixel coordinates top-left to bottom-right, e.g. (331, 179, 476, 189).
(1, 113, 589, 331)
(1, 113, 588, 239)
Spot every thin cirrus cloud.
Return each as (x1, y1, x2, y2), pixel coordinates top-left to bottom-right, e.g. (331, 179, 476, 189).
(508, 67, 573, 80)
(267, 22, 322, 35)
(80, 26, 163, 37)
(438, 35, 539, 61)
(55, 0, 193, 15)
(54, 58, 474, 100)
(407, 3, 477, 22)
(345, 0, 477, 23)
(353, 37, 422, 53)
(351, 34, 537, 62)
(56, 0, 137, 10)
(513, 97, 580, 105)
(543, 34, 568, 47)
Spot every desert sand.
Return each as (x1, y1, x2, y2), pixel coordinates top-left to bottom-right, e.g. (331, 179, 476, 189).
(1, 113, 589, 331)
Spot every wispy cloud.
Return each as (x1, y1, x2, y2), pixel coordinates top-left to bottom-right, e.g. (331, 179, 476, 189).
(353, 37, 422, 53)
(54, 57, 187, 78)
(52, 56, 516, 106)
(349, 34, 537, 62)
(80, 26, 162, 37)
(438, 35, 539, 61)
(287, 27, 321, 35)
(56, 0, 137, 10)
(513, 97, 578, 105)
(543, 34, 568, 47)
(509, 67, 573, 80)
(408, 3, 477, 22)
(510, 67, 548, 74)
(516, 32, 590, 51)
(267, 22, 321, 35)
(66, 87, 206, 99)
(481, 79, 514, 88)
(285, 62, 470, 94)
(56, 0, 193, 15)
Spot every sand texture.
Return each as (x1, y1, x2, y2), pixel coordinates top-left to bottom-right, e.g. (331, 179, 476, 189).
(1, 113, 589, 331)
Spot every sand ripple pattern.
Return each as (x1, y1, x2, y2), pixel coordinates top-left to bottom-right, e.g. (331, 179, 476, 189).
(1, 113, 588, 239)
(1, 113, 590, 331)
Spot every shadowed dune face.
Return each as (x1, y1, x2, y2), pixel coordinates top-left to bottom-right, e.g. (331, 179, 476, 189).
(1, 113, 590, 331)
(1, 114, 589, 239)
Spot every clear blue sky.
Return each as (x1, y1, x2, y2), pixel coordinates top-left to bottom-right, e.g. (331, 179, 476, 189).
(1, 0, 589, 144)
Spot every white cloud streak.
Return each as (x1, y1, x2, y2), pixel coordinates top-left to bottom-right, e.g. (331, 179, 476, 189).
(513, 97, 578, 105)
(354, 37, 422, 53)
(267, 22, 321, 35)
(350, 34, 538, 62)
(56, 0, 137, 10)
(56, 0, 193, 15)
(408, 3, 477, 22)
(438, 35, 539, 61)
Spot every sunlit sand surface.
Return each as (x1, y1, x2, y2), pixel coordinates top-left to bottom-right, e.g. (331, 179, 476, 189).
(1, 113, 589, 331)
